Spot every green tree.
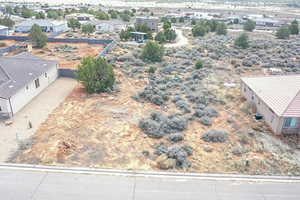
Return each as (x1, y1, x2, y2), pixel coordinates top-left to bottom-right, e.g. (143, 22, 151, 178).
(155, 31, 167, 44)
(234, 33, 249, 49)
(276, 26, 290, 39)
(29, 24, 48, 48)
(77, 57, 115, 94)
(233, 18, 239, 24)
(171, 18, 177, 23)
(192, 24, 207, 37)
(0, 17, 15, 28)
(108, 10, 118, 19)
(289, 20, 299, 35)
(141, 41, 164, 62)
(119, 29, 131, 41)
(243, 20, 256, 32)
(216, 22, 227, 35)
(82, 24, 95, 35)
(96, 11, 110, 20)
(191, 19, 196, 25)
(163, 21, 171, 31)
(5, 6, 14, 15)
(120, 13, 130, 22)
(164, 29, 177, 42)
(195, 60, 204, 69)
(21, 8, 34, 18)
(179, 17, 185, 23)
(136, 24, 153, 39)
(47, 10, 59, 19)
(68, 18, 81, 31)
(35, 11, 45, 19)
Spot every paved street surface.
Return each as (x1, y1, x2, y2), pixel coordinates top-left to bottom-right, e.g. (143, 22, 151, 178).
(1, 167, 300, 200)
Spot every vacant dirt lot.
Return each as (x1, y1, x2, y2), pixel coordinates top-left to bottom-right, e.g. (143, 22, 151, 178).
(10, 30, 300, 176)
(31, 42, 104, 69)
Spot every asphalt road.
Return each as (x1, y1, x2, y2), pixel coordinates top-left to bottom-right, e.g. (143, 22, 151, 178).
(1, 167, 300, 200)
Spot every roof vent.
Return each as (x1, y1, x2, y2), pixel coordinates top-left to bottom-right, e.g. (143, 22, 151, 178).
(9, 85, 14, 88)
(29, 72, 33, 76)
(43, 63, 47, 66)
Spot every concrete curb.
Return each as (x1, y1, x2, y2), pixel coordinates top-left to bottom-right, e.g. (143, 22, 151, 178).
(0, 163, 300, 182)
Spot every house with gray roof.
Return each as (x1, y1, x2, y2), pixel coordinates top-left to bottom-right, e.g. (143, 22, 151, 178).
(15, 19, 68, 33)
(0, 52, 58, 119)
(241, 75, 300, 135)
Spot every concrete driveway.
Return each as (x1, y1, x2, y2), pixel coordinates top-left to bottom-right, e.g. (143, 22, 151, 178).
(0, 78, 77, 163)
(165, 28, 189, 48)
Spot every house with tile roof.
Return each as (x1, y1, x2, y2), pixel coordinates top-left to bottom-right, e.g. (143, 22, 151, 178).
(0, 52, 58, 119)
(241, 75, 300, 135)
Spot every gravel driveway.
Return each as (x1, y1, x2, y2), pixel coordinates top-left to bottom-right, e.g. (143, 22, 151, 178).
(0, 78, 77, 163)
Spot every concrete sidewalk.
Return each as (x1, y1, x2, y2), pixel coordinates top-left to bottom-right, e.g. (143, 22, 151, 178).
(0, 78, 77, 162)
(0, 165, 300, 200)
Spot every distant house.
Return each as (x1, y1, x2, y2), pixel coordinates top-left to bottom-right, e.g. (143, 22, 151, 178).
(241, 75, 300, 135)
(94, 20, 128, 32)
(65, 13, 94, 22)
(0, 25, 8, 35)
(0, 52, 58, 119)
(135, 16, 159, 32)
(15, 19, 68, 33)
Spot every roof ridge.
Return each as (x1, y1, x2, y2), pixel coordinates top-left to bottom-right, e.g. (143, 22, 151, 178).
(282, 88, 300, 116)
(0, 64, 12, 82)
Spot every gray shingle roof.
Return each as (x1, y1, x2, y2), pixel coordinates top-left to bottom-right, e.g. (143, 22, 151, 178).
(15, 19, 65, 27)
(0, 52, 58, 99)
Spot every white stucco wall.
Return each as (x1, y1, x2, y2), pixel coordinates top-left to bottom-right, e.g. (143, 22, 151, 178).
(9, 64, 58, 115)
(241, 81, 281, 134)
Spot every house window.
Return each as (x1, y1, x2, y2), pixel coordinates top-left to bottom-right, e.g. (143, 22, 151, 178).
(284, 117, 297, 128)
(45, 73, 47, 78)
(258, 100, 261, 105)
(0, 106, 2, 111)
(26, 85, 29, 90)
(271, 115, 274, 123)
(251, 95, 254, 100)
(35, 78, 40, 88)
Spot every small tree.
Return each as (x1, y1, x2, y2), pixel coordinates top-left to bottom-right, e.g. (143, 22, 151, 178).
(155, 31, 167, 44)
(289, 20, 299, 35)
(195, 60, 204, 69)
(192, 24, 207, 37)
(243, 20, 256, 32)
(77, 57, 115, 93)
(141, 41, 164, 62)
(171, 18, 177, 23)
(234, 33, 249, 49)
(35, 11, 45, 19)
(21, 8, 34, 18)
(191, 19, 196, 25)
(216, 22, 227, 35)
(164, 29, 177, 42)
(0, 17, 15, 28)
(119, 29, 131, 41)
(233, 18, 239, 24)
(96, 11, 110, 20)
(179, 17, 185, 23)
(82, 24, 95, 35)
(163, 21, 171, 31)
(68, 18, 81, 31)
(29, 24, 47, 48)
(276, 26, 290, 39)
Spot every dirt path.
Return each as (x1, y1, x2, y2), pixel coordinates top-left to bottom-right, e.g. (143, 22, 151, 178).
(165, 28, 189, 48)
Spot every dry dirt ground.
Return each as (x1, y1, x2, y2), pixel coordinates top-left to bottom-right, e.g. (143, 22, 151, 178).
(31, 42, 104, 70)
(9, 30, 300, 175)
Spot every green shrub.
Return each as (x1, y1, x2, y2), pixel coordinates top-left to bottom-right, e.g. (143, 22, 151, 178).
(243, 20, 256, 32)
(234, 33, 249, 49)
(276, 26, 290, 39)
(77, 56, 115, 93)
(192, 24, 208, 37)
(195, 60, 204, 69)
(0, 42, 6, 47)
(141, 41, 164, 62)
(289, 20, 299, 35)
(148, 66, 156, 73)
(216, 22, 227, 35)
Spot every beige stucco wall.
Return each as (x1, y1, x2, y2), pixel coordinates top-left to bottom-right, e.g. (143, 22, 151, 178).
(241, 81, 282, 134)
